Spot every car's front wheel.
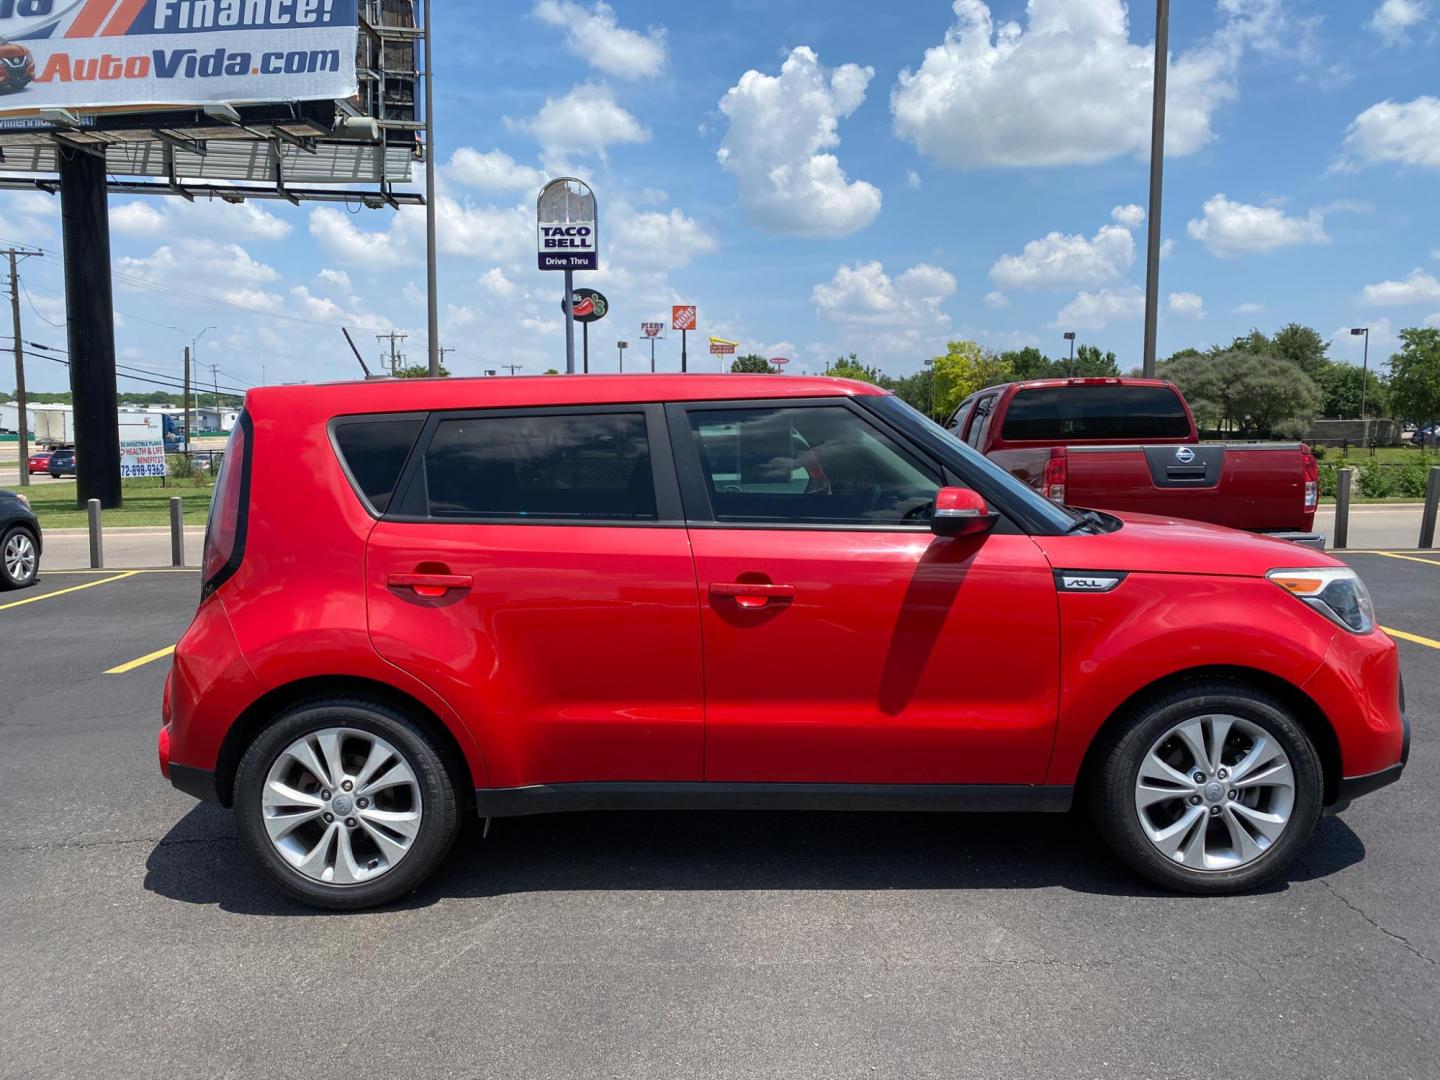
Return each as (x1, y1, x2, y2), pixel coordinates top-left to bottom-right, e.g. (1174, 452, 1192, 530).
(0, 525, 38, 589)
(1088, 680, 1323, 894)
(234, 699, 460, 909)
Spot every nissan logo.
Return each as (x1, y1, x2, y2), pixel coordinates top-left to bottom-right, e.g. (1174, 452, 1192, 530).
(1175, 446, 1196, 464)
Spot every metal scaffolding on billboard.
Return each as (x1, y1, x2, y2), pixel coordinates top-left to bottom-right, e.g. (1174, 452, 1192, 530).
(0, 0, 433, 507)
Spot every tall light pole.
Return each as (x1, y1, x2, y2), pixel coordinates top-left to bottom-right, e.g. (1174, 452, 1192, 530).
(1351, 327, 1370, 449)
(617, 340, 628, 372)
(186, 327, 214, 454)
(422, 0, 440, 377)
(1063, 331, 1077, 376)
(1142, 0, 1170, 378)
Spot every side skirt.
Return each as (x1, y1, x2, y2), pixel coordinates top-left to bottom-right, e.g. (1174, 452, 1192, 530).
(473, 782, 1074, 819)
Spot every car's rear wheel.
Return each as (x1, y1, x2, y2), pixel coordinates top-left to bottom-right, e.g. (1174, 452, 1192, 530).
(0, 525, 38, 589)
(234, 699, 460, 910)
(1088, 680, 1323, 894)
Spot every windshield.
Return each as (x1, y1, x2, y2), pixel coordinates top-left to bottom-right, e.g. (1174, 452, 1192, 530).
(868, 394, 1080, 534)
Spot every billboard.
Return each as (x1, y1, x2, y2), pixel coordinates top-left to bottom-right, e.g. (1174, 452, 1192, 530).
(537, 177, 598, 271)
(0, 0, 359, 116)
(672, 305, 696, 331)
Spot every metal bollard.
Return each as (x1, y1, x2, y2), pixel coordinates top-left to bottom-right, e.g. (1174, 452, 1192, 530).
(1420, 466, 1440, 550)
(87, 498, 103, 569)
(170, 496, 185, 567)
(1334, 468, 1353, 550)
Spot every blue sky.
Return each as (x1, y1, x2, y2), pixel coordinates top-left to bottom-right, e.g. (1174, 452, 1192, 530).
(3, 0, 1439, 394)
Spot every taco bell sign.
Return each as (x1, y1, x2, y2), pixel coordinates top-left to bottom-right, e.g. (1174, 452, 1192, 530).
(537, 177, 598, 271)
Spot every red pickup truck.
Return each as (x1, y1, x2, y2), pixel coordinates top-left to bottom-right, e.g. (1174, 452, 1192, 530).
(947, 378, 1320, 544)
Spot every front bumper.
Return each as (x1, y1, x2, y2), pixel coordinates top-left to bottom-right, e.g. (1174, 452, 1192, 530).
(1329, 711, 1410, 815)
(1260, 530, 1326, 551)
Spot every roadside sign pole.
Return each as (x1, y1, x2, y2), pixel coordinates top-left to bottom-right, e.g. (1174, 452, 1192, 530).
(422, 0, 440, 377)
(650, 336, 656, 372)
(583, 321, 589, 374)
(681, 329, 687, 373)
(60, 148, 122, 510)
(563, 268, 576, 374)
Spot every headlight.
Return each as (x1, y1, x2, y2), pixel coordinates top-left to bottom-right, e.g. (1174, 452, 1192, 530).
(1268, 567, 1375, 634)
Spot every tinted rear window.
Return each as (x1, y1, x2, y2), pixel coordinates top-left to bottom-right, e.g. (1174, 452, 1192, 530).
(422, 412, 655, 520)
(334, 418, 424, 513)
(999, 386, 1190, 441)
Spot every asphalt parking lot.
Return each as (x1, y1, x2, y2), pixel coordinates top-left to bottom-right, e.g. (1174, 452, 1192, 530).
(2, 556, 1437, 1079)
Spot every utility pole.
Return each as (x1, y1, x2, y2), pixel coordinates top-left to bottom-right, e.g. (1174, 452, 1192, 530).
(377, 330, 407, 375)
(4, 247, 42, 489)
(438, 346, 456, 372)
(502, 364, 522, 376)
(422, 0, 440, 377)
(182, 347, 191, 454)
(1141, 0, 1170, 378)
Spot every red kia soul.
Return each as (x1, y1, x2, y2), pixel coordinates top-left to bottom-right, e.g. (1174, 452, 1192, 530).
(160, 375, 1407, 909)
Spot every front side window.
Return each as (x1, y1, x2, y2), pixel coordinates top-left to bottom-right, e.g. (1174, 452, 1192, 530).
(965, 394, 998, 449)
(687, 405, 940, 526)
(423, 412, 655, 520)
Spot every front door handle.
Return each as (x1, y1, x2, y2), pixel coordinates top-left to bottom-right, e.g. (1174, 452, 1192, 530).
(709, 582, 797, 608)
(387, 572, 472, 599)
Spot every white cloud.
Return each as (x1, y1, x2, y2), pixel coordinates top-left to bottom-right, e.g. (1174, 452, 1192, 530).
(1186, 194, 1329, 257)
(1341, 97, 1440, 170)
(310, 199, 532, 265)
(316, 268, 352, 293)
(891, 0, 1244, 168)
(1433, 247, 1440, 259)
(1168, 291, 1206, 319)
(116, 240, 280, 287)
(1369, 0, 1428, 45)
(1160, 238, 1176, 260)
(110, 202, 168, 235)
(517, 83, 650, 158)
(990, 220, 1136, 289)
(1054, 284, 1145, 330)
(984, 290, 1007, 309)
(812, 260, 955, 328)
(609, 205, 716, 270)
(718, 46, 881, 238)
(1359, 268, 1440, 306)
(1331, 317, 1397, 359)
(906, 170, 922, 189)
(532, 1, 667, 79)
(106, 196, 291, 240)
(448, 148, 547, 192)
(477, 268, 518, 297)
(1111, 204, 1145, 228)
(1234, 301, 1266, 315)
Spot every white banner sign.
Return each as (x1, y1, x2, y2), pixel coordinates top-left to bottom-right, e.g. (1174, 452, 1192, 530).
(119, 417, 167, 479)
(0, 0, 359, 116)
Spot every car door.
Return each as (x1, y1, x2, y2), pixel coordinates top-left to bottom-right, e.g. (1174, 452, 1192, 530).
(365, 404, 705, 789)
(669, 397, 1060, 786)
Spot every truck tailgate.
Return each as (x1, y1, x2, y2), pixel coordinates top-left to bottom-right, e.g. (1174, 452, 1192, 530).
(1065, 443, 1314, 532)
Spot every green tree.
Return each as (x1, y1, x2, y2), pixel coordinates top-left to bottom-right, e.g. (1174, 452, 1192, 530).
(394, 363, 451, 378)
(1389, 328, 1440, 444)
(730, 354, 774, 374)
(1071, 344, 1120, 377)
(825, 353, 884, 383)
(930, 340, 1012, 419)
(998, 347, 1052, 380)
(1269, 323, 1330, 381)
(1317, 363, 1388, 419)
(1158, 351, 1321, 438)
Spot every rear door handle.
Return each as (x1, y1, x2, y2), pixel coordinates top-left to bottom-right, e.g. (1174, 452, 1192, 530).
(387, 572, 472, 598)
(709, 582, 797, 608)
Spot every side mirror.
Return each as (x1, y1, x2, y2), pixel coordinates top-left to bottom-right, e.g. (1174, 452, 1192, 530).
(930, 486, 997, 539)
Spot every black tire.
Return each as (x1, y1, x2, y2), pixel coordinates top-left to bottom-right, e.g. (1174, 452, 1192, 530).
(234, 697, 461, 910)
(48, 471, 60, 479)
(0, 524, 38, 590)
(1087, 679, 1324, 894)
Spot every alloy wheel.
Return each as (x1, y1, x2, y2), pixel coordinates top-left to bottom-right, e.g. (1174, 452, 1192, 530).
(1133, 714, 1295, 871)
(261, 727, 423, 886)
(4, 531, 36, 584)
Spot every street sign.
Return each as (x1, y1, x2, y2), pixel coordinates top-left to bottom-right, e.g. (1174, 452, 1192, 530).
(672, 305, 697, 331)
(561, 288, 609, 323)
(709, 337, 738, 355)
(537, 178, 598, 271)
(640, 322, 667, 339)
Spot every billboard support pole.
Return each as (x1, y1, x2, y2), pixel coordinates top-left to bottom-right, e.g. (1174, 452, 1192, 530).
(650, 336, 656, 373)
(564, 268, 575, 374)
(681, 329, 687, 374)
(59, 148, 122, 510)
(582, 320, 589, 374)
(422, 0, 440, 377)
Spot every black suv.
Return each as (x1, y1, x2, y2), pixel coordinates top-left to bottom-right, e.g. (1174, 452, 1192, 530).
(0, 489, 40, 589)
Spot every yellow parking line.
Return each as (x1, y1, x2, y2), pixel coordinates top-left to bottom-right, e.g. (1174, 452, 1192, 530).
(41, 568, 199, 576)
(1384, 626, 1440, 650)
(1368, 552, 1440, 568)
(105, 644, 176, 675)
(0, 571, 140, 611)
